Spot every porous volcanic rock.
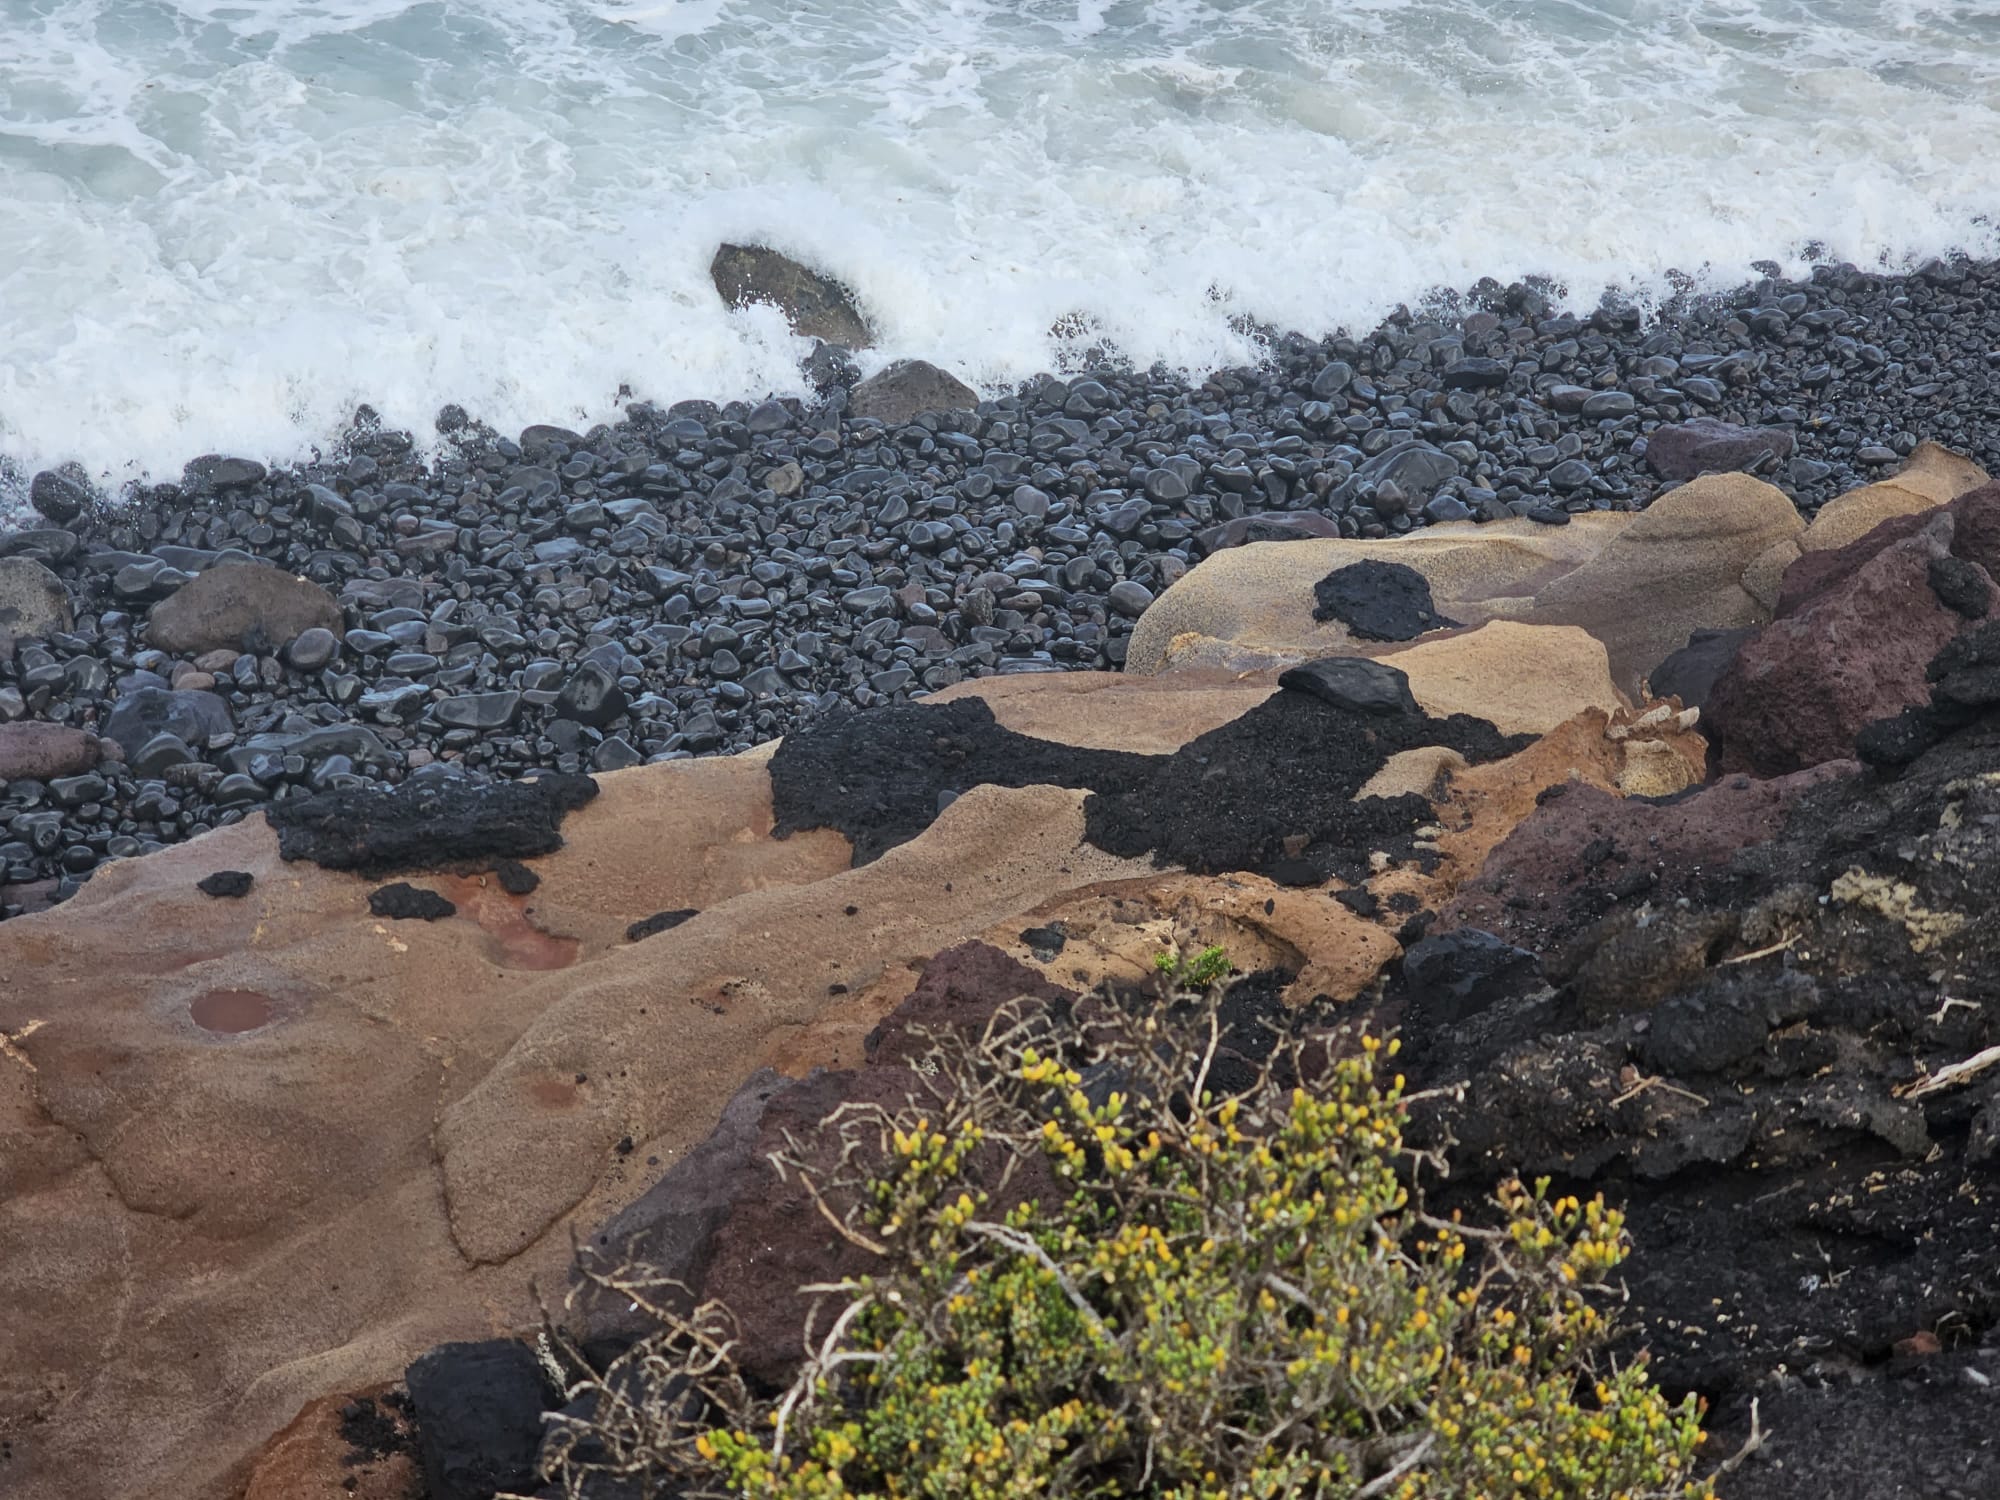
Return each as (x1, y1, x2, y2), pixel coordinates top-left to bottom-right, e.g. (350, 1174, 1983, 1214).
(144, 561, 343, 655)
(1437, 766, 1852, 955)
(1402, 653, 2000, 1488)
(709, 243, 873, 348)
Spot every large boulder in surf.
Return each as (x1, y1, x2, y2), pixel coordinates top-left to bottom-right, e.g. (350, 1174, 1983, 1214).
(709, 243, 875, 348)
(848, 359, 980, 425)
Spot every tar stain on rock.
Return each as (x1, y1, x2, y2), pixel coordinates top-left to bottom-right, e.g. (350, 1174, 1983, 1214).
(196, 869, 253, 899)
(1311, 559, 1461, 641)
(626, 908, 698, 942)
(267, 772, 597, 875)
(1084, 675, 1529, 884)
(369, 882, 457, 921)
(769, 697, 1158, 865)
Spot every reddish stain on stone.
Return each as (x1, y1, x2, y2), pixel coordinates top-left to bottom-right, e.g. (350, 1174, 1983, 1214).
(190, 989, 275, 1035)
(436, 875, 579, 970)
(528, 1076, 578, 1109)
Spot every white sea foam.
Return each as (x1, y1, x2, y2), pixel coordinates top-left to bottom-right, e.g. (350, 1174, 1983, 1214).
(4, 0, 2000, 498)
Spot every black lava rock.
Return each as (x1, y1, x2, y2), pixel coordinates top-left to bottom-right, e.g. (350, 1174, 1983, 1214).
(368, 882, 457, 920)
(493, 858, 540, 895)
(1401, 928, 1543, 1029)
(403, 1340, 550, 1500)
(1084, 688, 1529, 885)
(1646, 627, 1758, 712)
(196, 870, 254, 899)
(1277, 656, 1422, 717)
(626, 908, 699, 942)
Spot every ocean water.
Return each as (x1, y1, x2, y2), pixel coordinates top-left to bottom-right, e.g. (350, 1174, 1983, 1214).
(4, 0, 2000, 495)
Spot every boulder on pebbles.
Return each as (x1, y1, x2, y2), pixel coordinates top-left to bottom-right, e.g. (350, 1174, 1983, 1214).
(1643, 417, 1795, 482)
(146, 562, 342, 655)
(285, 627, 339, 672)
(0, 722, 100, 782)
(848, 359, 978, 425)
(1310, 559, 1460, 641)
(709, 243, 873, 348)
(0, 556, 73, 642)
(103, 686, 234, 759)
(28, 468, 89, 524)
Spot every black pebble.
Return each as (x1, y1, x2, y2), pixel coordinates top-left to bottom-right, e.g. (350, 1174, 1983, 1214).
(626, 907, 698, 942)
(197, 870, 254, 899)
(369, 882, 457, 920)
(492, 859, 540, 895)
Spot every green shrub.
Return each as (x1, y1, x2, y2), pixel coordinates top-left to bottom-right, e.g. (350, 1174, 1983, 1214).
(543, 973, 1715, 1500)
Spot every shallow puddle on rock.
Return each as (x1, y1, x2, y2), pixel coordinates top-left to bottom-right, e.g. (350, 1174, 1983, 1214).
(190, 988, 274, 1035)
(437, 875, 579, 970)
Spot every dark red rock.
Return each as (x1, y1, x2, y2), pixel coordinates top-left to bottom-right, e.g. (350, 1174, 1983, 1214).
(865, 940, 1074, 1068)
(569, 942, 1074, 1388)
(1439, 766, 1851, 955)
(1643, 417, 1795, 482)
(1708, 514, 1993, 775)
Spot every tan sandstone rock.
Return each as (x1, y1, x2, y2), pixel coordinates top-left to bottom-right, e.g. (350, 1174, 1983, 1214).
(1125, 476, 1800, 696)
(1514, 473, 1802, 694)
(1799, 441, 1990, 554)
(1122, 517, 1627, 676)
(0, 757, 1165, 1500)
(943, 620, 1624, 746)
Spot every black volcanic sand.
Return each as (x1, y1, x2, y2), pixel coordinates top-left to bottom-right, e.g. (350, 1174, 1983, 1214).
(5, 253, 2000, 914)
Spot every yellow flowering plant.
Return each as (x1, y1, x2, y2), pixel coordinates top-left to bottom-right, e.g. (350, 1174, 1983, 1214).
(539, 958, 1716, 1500)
